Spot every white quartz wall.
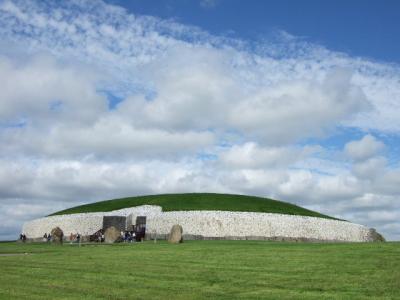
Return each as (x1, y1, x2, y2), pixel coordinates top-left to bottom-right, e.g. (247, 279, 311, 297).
(23, 205, 372, 242)
(22, 205, 162, 237)
(23, 214, 104, 237)
(145, 211, 371, 242)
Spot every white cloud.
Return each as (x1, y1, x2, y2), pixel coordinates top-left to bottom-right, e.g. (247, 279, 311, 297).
(219, 142, 317, 169)
(352, 156, 387, 179)
(118, 48, 370, 144)
(228, 69, 369, 143)
(344, 134, 385, 161)
(1, 119, 215, 159)
(0, 54, 106, 126)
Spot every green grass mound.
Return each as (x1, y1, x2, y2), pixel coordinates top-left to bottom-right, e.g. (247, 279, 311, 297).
(51, 193, 338, 220)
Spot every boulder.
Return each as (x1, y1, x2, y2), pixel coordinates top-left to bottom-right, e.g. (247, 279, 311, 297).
(168, 224, 183, 244)
(51, 227, 64, 244)
(368, 228, 386, 242)
(103, 216, 127, 232)
(104, 226, 122, 243)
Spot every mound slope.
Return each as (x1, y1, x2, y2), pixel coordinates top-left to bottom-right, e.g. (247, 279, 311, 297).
(51, 193, 339, 220)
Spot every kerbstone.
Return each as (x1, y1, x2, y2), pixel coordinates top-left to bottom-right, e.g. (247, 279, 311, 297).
(168, 224, 183, 243)
(104, 226, 121, 243)
(51, 227, 63, 244)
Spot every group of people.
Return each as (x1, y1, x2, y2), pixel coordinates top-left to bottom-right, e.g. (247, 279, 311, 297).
(43, 233, 52, 242)
(68, 233, 81, 244)
(20, 229, 141, 244)
(121, 230, 136, 243)
(92, 229, 105, 243)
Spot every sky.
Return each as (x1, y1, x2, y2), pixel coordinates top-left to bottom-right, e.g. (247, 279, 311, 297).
(0, 0, 399, 241)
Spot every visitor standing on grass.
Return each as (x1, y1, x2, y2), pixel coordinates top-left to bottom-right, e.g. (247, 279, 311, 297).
(125, 231, 130, 242)
(69, 233, 74, 244)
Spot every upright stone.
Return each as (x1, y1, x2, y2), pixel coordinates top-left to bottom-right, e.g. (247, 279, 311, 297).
(104, 226, 122, 243)
(51, 227, 64, 244)
(168, 224, 183, 244)
(367, 228, 386, 242)
(126, 213, 135, 231)
(103, 216, 126, 232)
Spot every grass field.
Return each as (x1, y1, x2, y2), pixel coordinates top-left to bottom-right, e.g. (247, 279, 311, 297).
(51, 193, 338, 220)
(0, 241, 398, 299)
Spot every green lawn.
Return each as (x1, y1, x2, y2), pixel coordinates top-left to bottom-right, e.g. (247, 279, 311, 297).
(51, 193, 338, 220)
(0, 241, 398, 299)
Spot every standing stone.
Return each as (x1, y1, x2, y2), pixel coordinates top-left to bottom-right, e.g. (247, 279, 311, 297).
(51, 227, 64, 244)
(367, 228, 385, 242)
(102, 216, 127, 232)
(104, 226, 122, 243)
(168, 224, 183, 244)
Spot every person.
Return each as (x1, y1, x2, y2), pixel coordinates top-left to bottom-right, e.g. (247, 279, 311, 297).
(22, 233, 26, 243)
(59, 231, 64, 245)
(76, 233, 80, 244)
(47, 233, 51, 242)
(124, 231, 130, 243)
(43, 233, 47, 242)
(130, 231, 136, 243)
(129, 232, 133, 243)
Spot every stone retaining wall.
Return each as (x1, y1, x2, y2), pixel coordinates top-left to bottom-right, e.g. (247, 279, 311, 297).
(143, 211, 373, 242)
(22, 205, 161, 238)
(22, 205, 378, 242)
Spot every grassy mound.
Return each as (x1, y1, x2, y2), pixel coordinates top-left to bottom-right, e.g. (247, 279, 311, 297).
(51, 193, 338, 220)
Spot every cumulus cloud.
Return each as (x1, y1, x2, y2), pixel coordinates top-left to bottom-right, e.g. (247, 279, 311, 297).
(0, 54, 106, 126)
(352, 157, 387, 179)
(0, 119, 215, 159)
(219, 142, 318, 169)
(228, 69, 369, 143)
(344, 134, 385, 161)
(0, 0, 399, 241)
(116, 49, 370, 144)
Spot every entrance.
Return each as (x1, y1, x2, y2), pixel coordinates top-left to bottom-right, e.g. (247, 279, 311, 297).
(135, 216, 146, 241)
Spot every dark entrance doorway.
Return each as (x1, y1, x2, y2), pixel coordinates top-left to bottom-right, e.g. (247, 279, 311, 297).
(135, 216, 146, 241)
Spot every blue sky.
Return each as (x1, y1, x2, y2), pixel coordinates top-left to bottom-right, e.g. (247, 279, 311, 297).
(114, 0, 400, 63)
(0, 0, 399, 241)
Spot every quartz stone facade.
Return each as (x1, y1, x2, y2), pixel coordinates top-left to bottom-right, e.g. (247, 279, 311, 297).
(22, 205, 379, 242)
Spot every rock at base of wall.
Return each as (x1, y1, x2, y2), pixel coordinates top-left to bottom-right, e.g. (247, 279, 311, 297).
(168, 224, 183, 244)
(104, 226, 122, 243)
(367, 228, 386, 242)
(103, 216, 126, 232)
(51, 227, 64, 244)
